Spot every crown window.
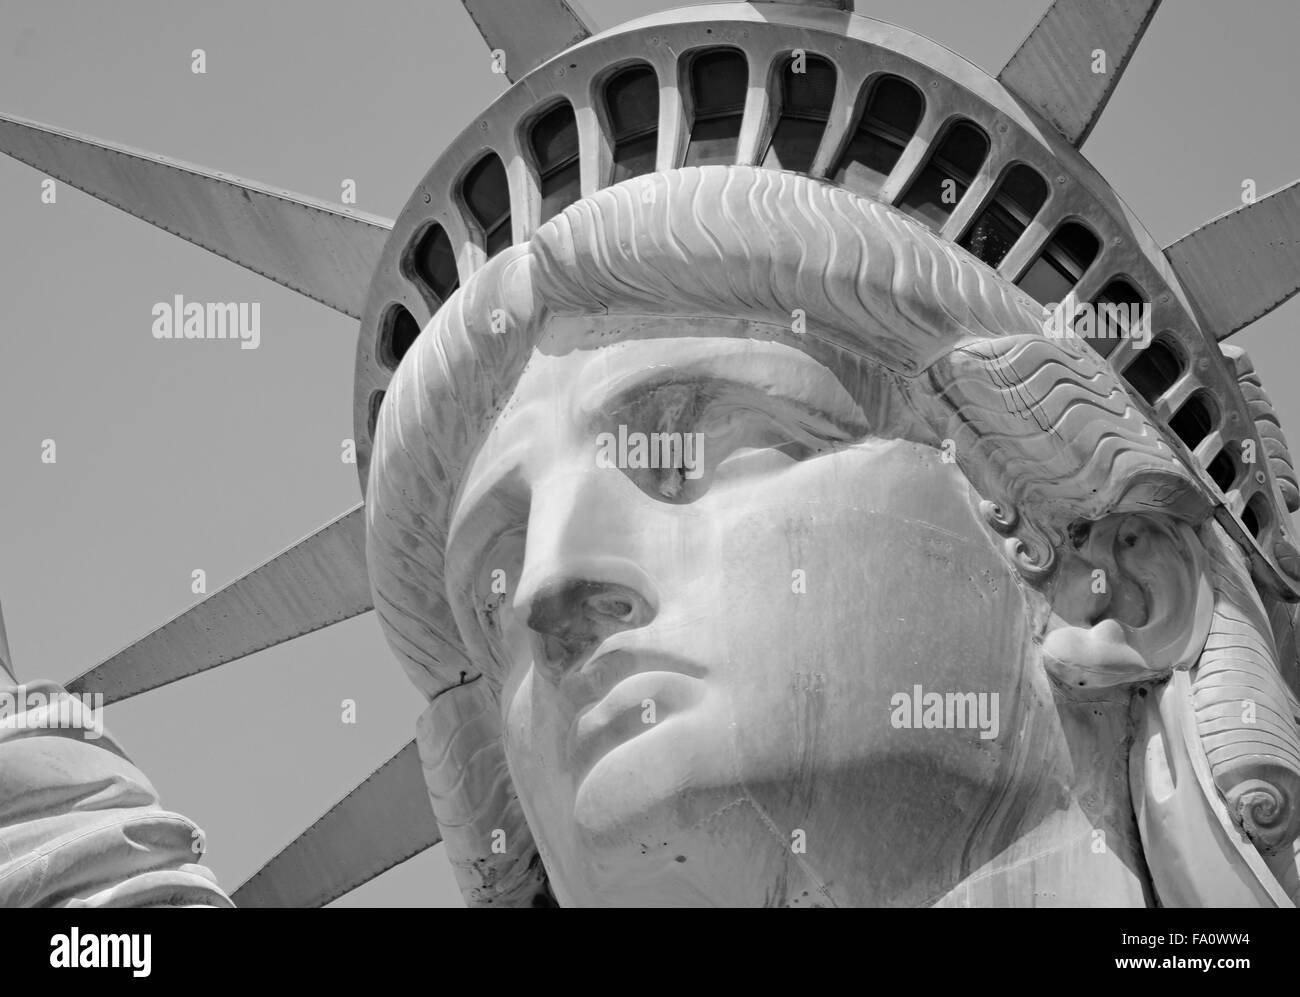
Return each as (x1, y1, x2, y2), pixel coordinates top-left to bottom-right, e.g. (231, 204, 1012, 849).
(530, 102, 582, 222)
(761, 54, 837, 174)
(899, 119, 989, 228)
(959, 164, 1047, 267)
(1170, 390, 1217, 451)
(462, 152, 512, 257)
(1121, 336, 1183, 405)
(1086, 278, 1145, 358)
(606, 64, 659, 183)
(833, 75, 924, 196)
(410, 224, 458, 304)
(1017, 221, 1099, 305)
(685, 49, 749, 167)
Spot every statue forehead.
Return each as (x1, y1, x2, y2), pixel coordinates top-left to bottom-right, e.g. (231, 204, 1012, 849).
(523, 315, 880, 412)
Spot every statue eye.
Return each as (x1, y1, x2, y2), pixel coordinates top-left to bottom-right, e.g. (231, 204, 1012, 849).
(602, 386, 851, 503)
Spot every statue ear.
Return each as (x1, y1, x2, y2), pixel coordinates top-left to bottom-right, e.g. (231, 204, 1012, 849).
(1041, 514, 1215, 690)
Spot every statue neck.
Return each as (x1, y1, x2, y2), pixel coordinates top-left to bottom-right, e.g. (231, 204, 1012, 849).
(933, 689, 1154, 907)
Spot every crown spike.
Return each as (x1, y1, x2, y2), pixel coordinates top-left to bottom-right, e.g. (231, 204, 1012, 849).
(459, 0, 594, 84)
(232, 739, 440, 908)
(998, 0, 1161, 148)
(1165, 180, 1300, 341)
(0, 113, 392, 319)
(67, 504, 371, 705)
(0, 600, 12, 684)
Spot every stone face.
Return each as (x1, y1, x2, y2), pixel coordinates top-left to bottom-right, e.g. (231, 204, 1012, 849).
(468, 333, 1059, 906)
(368, 166, 1300, 906)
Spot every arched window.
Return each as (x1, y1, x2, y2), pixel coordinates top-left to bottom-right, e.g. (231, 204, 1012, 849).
(899, 119, 989, 228)
(410, 224, 458, 304)
(1088, 278, 1146, 358)
(368, 389, 386, 439)
(379, 305, 420, 369)
(1169, 390, 1217, 451)
(529, 102, 581, 222)
(959, 164, 1047, 268)
(606, 64, 659, 183)
(761, 53, 836, 173)
(1243, 492, 1270, 538)
(684, 49, 748, 167)
(461, 152, 512, 257)
(833, 75, 924, 195)
(1207, 448, 1238, 492)
(1016, 221, 1099, 305)
(1121, 336, 1183, 405)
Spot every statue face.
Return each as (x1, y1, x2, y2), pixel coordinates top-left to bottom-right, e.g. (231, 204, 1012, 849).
(445, 316, 1067, 907)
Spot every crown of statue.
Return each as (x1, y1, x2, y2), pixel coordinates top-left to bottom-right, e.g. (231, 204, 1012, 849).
(343, 0, 1300, 601)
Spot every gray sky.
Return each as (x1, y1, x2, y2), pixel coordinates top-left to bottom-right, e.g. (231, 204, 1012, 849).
(2, 0, 1298, 907)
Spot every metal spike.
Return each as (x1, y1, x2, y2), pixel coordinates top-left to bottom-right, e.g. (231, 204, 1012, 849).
(1165, 180, 1300, 341)
(0, 600, 12, 683)
(0, 113, 392, 318)
(67, 504, 371, 705)
(998, 0, 1161, 148)
(232, 739, 440, 908)
(775, 1, 853, 8)
(460, 0, 594, 83)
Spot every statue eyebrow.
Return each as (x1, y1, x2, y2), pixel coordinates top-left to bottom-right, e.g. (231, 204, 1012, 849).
(579, 358, 870, 439)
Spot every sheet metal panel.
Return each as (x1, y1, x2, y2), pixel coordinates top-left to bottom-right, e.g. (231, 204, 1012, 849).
(232, 739, 442, 908)
(460, 0, 594, 82)
(1165, 180, 1300, 341)
(0, 112, 392, 318)
(998, 0, 1161, 147)
(68, 504, 371, 705)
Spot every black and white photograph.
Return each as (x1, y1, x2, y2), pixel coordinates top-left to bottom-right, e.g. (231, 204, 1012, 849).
(0, 0, 1293, 968)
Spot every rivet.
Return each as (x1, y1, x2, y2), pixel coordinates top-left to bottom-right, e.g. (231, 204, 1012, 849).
(479, 120, 488, 131)
(930, 80, 939, 89)
(1256, 470, 1267, 484)
(997, 121, 1008, 134)
(1056, 175, 1067, 185)
(1197, 357, 1210, 370)
(422, 192, 431, 204)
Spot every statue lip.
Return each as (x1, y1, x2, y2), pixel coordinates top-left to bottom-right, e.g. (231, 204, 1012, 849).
(565, 650, 707, 775)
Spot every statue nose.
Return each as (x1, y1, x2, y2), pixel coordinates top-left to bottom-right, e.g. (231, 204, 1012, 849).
(524, 578, 654, 673)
